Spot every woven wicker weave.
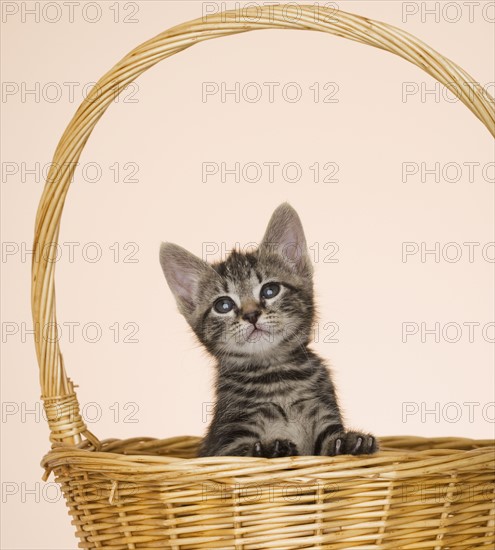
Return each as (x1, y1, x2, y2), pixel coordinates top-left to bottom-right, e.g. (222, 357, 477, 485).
(33, 5, 494, 548)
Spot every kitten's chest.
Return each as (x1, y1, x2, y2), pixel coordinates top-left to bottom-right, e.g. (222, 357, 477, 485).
(250, 361, 319, 393)
(218, 361, 326, 455)
(258, 394, 318, 455)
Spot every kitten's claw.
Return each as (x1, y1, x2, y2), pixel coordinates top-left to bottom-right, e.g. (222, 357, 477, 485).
(252, 439, 299, 458)
(367, 436, 378, 453)
(323, 431, 378, 456)
(253, 441, 263, 457)
(325, 433, 345, 456)
(351, 436, 363, 454)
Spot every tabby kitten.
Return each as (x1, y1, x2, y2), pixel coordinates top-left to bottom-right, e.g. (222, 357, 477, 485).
(159, 203, 377, 458)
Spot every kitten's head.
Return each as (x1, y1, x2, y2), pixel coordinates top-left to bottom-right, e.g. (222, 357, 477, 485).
(159, 203, 314, 362)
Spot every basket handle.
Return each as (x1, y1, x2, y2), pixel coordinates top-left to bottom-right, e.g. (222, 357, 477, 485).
(32, 4, 495, 446)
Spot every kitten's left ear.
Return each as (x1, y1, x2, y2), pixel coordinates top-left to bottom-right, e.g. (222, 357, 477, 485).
(259, 203, 313, 275)
(159, 242, 216, 318)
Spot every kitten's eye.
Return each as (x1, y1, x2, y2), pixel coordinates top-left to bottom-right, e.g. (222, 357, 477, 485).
(261, 283, 280, 299)
(214, 297, 235, 314)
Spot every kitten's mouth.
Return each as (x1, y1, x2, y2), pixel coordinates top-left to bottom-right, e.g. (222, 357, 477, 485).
(246, 325, 271, 343)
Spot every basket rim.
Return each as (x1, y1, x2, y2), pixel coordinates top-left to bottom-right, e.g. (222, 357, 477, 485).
(41, 435, 495, 482)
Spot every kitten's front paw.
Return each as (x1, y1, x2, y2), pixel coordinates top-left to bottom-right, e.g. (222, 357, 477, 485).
(323, 431, 378, 456)
(252, 439, 299, 458)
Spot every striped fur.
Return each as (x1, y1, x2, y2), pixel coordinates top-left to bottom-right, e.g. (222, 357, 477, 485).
(160, 203, 377, 457)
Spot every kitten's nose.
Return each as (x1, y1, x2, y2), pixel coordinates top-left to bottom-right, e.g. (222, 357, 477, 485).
(242, 309, 261, 325)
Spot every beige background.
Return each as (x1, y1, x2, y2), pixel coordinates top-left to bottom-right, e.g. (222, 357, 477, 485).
(1, 1, 494, 548)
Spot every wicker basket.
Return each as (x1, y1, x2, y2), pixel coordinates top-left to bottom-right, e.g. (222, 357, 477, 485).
(33, 5, 494, 549)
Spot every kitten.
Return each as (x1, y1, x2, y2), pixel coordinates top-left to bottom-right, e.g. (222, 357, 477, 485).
(159, 203, 377, 458)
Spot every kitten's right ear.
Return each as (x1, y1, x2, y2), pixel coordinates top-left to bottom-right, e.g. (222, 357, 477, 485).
(260, 202, 312, 276)
(159, 242, 213, 317)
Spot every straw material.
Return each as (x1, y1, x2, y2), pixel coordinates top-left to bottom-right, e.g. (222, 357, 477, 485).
(32, 4, 495, 548)
(41, 436, 494, 548)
